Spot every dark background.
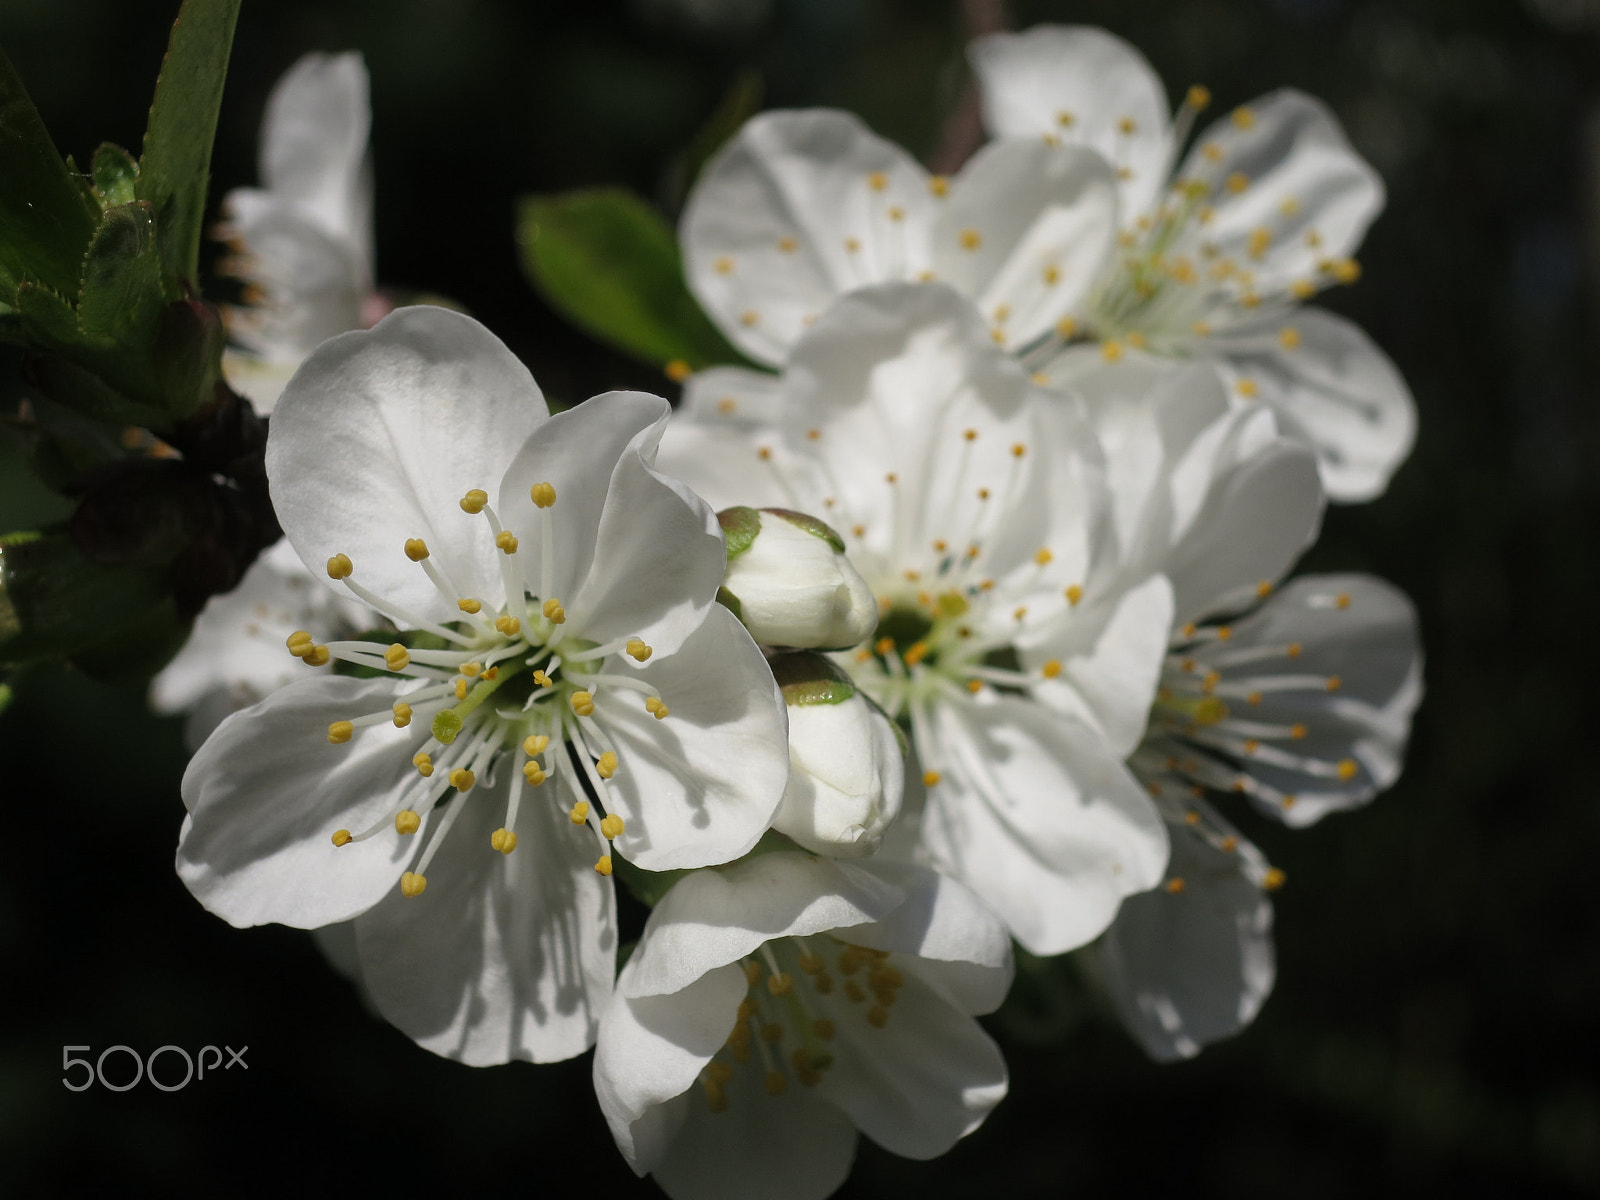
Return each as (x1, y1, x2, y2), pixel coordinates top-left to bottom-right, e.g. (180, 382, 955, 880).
(1, 0, 1597, 1195)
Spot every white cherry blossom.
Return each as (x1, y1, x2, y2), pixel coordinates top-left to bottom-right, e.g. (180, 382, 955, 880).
(177, 306, 790, 1065)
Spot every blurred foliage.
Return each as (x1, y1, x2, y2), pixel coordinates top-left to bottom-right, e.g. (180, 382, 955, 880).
(1, 0, 1598, 1196)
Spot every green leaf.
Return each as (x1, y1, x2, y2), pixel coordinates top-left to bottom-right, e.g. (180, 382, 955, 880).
(92, 143, 140, 207)
(516, 188, 751, 374)
(11, 281, 82, 347)
(135, 0, 241, 289)
(77, 201, 166, 343)
(0, 46, 101, 297)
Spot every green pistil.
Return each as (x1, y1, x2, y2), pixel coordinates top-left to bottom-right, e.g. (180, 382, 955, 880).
(431, 657, 530, 743)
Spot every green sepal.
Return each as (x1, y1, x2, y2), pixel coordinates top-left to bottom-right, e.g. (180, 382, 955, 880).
(135, 0, 242, 289)
(717, 505, 761, 560)
(92, 144, 140, 208)
(768, 650, 858, 706)
(78, 201, 167, 344)
(516, 187, 752, 373)
(762, 507, 846, 553)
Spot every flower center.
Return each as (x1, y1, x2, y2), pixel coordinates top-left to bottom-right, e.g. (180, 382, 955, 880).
(286, 483, 668, 897)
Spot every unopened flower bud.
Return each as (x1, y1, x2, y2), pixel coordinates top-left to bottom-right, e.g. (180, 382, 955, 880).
(768, 652, 904, 857)
(718, 507, 876, 650)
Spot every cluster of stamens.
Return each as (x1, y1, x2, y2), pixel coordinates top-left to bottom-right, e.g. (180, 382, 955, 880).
(286, 481, 671, 897)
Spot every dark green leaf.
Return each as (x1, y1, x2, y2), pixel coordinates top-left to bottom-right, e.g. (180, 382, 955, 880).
(78, 201, 166, 344)
(0, 46, 101, 297)
(135, 0, 241, 289)
(516, 188, 751, 374)
(92, 143, 140, 207)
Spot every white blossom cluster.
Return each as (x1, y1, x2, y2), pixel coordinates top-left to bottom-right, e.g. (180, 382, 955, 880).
(159, 27, 1423, 1199)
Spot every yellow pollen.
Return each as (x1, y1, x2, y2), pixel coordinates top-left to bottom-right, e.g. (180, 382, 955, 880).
(1166, 877, 1186, 894)
(1337, 758, 1358, 781)
(976, 488, 990, 501)
(1231, 106, 1256, 129)
(874, 637, 895, 657)
(400, 872, 427, 898)
(1117, 116, 1137, 135)
(619, 638, 652, 664)
(522, 734, 550, 758)
(713, 256, 734, 274)
(569, 800, 590, 825)
(885, 472, 898, 484)
(1287, 642, 1303, 658)
(1281, 794, 1297, 809)
(1056, 109, 1075, 127)
(966, 679, 983, 694)
(384, 643, 411, 672)
(646, 696, 669, 719)
(461, 662, 482, 678)
(868, 171, 888, 191)
(1013, 606, 1027, 621)
(1041, 660, 1062, 679)
(483, 667, 498, 680)
(1187, 84, 1211, 109)
(921, 770, 942, 789)
(1326, 675, 1342, 692)
(596, 751, 619, 779)
(740, 310, 759, 327)
(533, 670, 553, 687)
(523, 761, 547, 786)
(1290, 723, 1308, 740)
(453, 680, 466, 701)
(1236, 378, 1259, 399)
(326, 553, 353, 580)
(331, 829, 352, 847)
(457, 597, 482, 614)
(1336, 592, 1352, 609)
(491, 828, 518, 854)
(1262, 867, 1286, 891)
(530, 482, 557, 508)
(413, 751, 433, 777)
(1216, 626, 1232, 641)
(928, 175, 949, 196)
(1184, 810, 1201, 825)
(392, 702, 412, 728)
(1220, 836, 1238, 853)
(395, 809, 421, 835)
(1225, 172, 1248, 194)
(542, 598, 567, 624)
(286, 630, 315, 657)
(1043, 265, 1060, 286)
(902, 641, 930, 666)
(600, 813, 625, 840)
(495, 615, 521, 636)
(807, 428, 822, 441)
(327, 720, 354, 744)
(665, 360, 692, 383)
(1290, 280, 1317, 302)
(594, 855, 613, 876)
(1033, 547, 1054, 566)
(495, 531, 518, 554)
(1331, 258, 1362, 284)
(449, 768, 476, 793)
(1011, 443, 1026, 458)
(459, 489, 488, 514)
(959, 228, 982, 251)
(404, 537, 429, 562)
(1101, 340, 1124, 363)
(571, 691, 595, 716)
(1065, 584, 1083, 606)
(963, 428, 978, 443)
(1055, 316, 1077, 338)
(777, 235, 798, 253)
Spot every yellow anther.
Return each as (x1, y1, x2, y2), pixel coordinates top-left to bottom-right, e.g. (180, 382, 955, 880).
(542, 598, 566, 624)
(1248, 691, 1263, 706)
(866, 1006, 889, 1028)
(1101, 340, 1124, 363)
(413, 750, 434, 777)
(743, 961, 763, 987)
(460, 489, 488, 514)
(404, 538, 430, 562)
(1065, 584, 1084, 606)
(1331, 258, 1362, 284)
(1244, 738, 1261, 755)
(1126, 331, 1148, 350)
(457, 597, 482, 615)
(1216, 625, 1232, 641)
(524, 482, 557, 511)
(395, 809, 422, 836)
(645, 696, 669, 720)
(713, 256, 735, 275)
(1030, 372, 1051, 386)
(449, 768, 476, 793)
(326, 553, 353, 580)
(1336, 591, 1352, 610)
(383, 643, 411, 672)
(887, 205, 904, 221)
(533, 670, 553, 688)
(594, 855, 613, 876)
(902, 641, 929, 666)
(1182, 622, 1199, 639)
(966, 679, 983, 694)
(663, 359, 693, 384)
(768, 972, 794, 997)
(495, 531, 519, 554)
(777, 235, 798, 252)
(1055, 109, 1075, 127)
(1202, 142, 1224, 162)
(1192, 320, 1212, 337)
(1166, 877, 1187, 894)
(327, 720, 354, 744)
(454, 678, 468, 701)
(596, 751, 619, 779)
(843, 237, 860, 254)
(928, 175, 949, 196)
(1337, 758, 1358, 781)
(1248, 228, 1272, 259)
(1281, 794, 1297, 809)
(524, 733, 550, 756)
(1219, 836, 1239, 853)
(490, 828, 518, 855)
(1287, 642, 1303, 658)
(495, 615, 522, 636)
(400, 872, 427, 898)
(387, 702, 411, 729)
(331, 829, 352, 847)
(867, 171, 888, 191)
(922, 770, 942, 788)
(1184, 810, 1201, 826)
(1262, 867, 1286, 891)
(1236, 378, 1259, 399)
(571, 691, 595, 716)
(1117, 116, 1137, 135)
(1278, 326, 1302, 351)
(569, 800, 590, 825)
(286, 630, 315, 657)
(1187, 84, 1211, 109)
(1290, 723, 1308, 740)
(1194, 697, 1229, 726)
(461, 661, 482, 678)
(524, 761, 547, 786)
(797, 954, 824, 975)
(1041, 264, 1061, 287)
(1055, 316, 1077, 339)
(959, 228, 982, 251)
(625, 638, 652, 662)
(1202, 670, 1222, 694)
(764, 1070, 787, 1096)
(1041, 660, 1063, 679)
(716, 397, 738, 415)
(1326, 675, 1343, 692)
(1231, 106, 1256, 130)
(739, 310, 759, 327)
(600, 813, 625, 840)
(1011, 443, 1027, 458)
(1224, 172, 1249, 194)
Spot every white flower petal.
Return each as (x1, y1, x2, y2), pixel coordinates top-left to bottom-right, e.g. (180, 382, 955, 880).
(969, 25, 1173, 217)
(682, 109, 935, 366)
(680, 365, 784, 428)
(595, 604, 791, 873)
(1098, 818, 1275, 1061)
(933, 139, 1119, 347)
(266, 307, 549, 624)
(817, 967, 1007, 1160)
(656, 407, 806, 513)
(177, 676, 427, 929)
(1211, 307, 1416, 503)
(257, 51, 373, 254)
(353, 772, 616, 1065)
(1176, 89, 1383, 297)
(620, 852, 904, 999)
(920, 695, 1169, 955)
